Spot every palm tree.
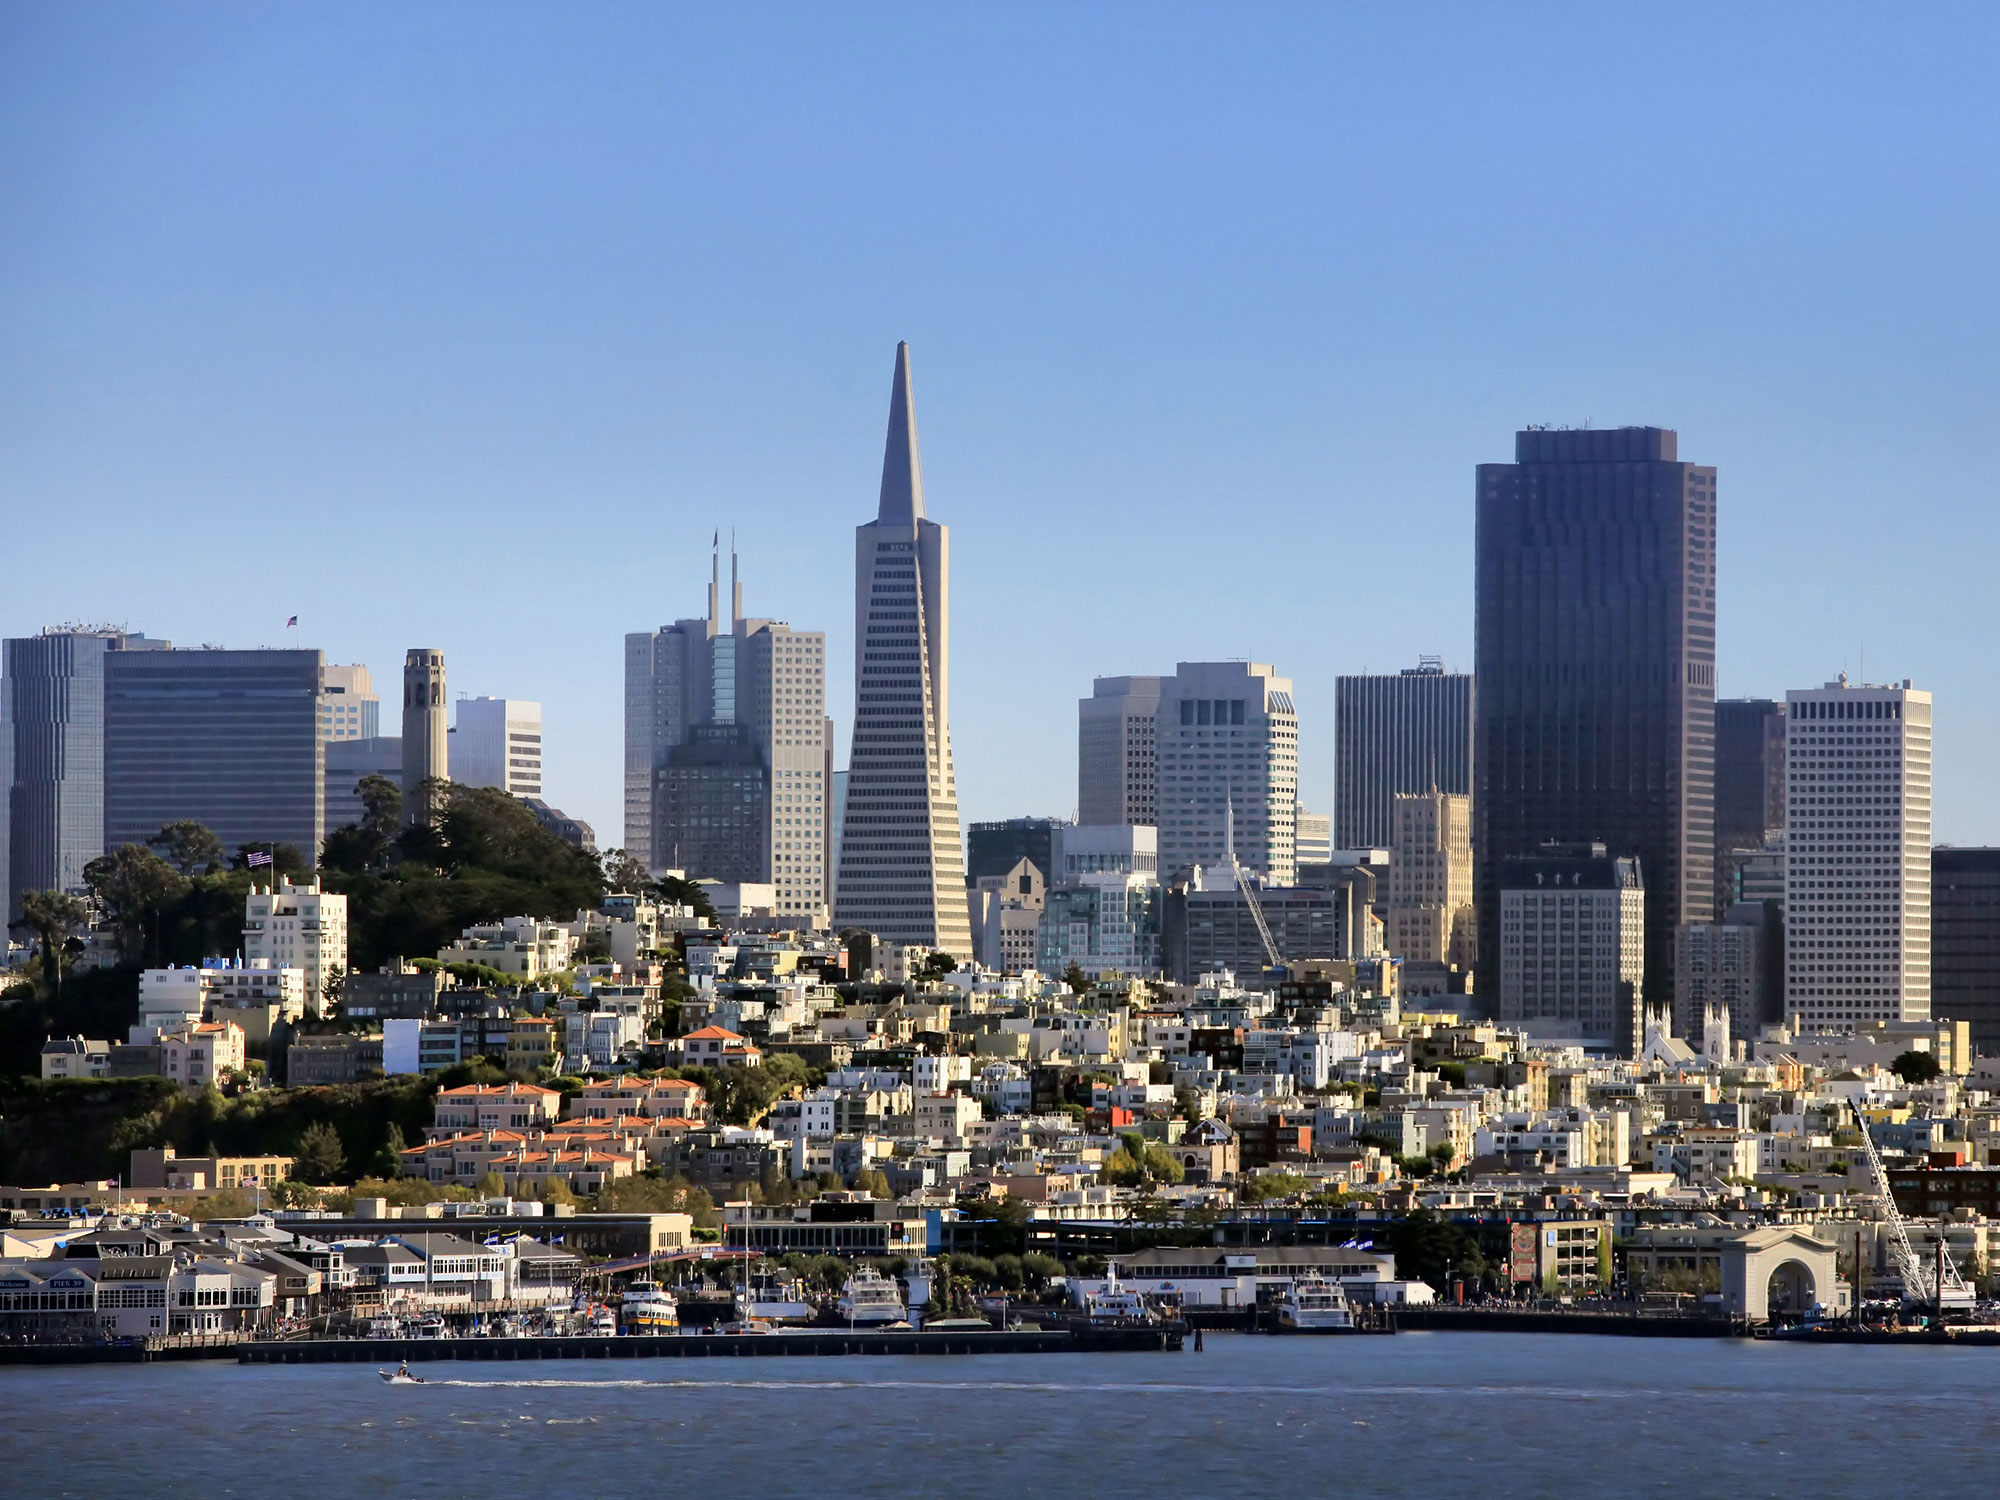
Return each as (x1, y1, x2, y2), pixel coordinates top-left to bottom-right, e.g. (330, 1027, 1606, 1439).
(16, 889, 90, 989)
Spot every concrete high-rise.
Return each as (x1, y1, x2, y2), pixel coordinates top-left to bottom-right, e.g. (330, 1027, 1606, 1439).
(832, 342, 971, 954)
(1714, 698, 1786, 913)
(1333, 660, 1472, 851)
(1079, 676, 1162, 826)
(1155, 661, 1299, 886)
(625, 598, 716, 868)
(1386, 790, 1473, 967)
(453, 697, 543, 797)
(401, 650, 448, 826)
(103, 647, 325, 859)
(318, 664, 380, 741)
(1783, 677, 1931, 1028)
(1498, 843, 1646, 1053)
(1475, 427, 1716, 1045)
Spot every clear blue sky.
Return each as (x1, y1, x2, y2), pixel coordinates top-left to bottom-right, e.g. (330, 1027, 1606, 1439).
(5, 4, 1999, 847)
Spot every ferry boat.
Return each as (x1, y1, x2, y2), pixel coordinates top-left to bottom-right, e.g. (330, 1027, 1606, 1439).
(620, 1280, 681, 1335)
(1277, 1276, 1356, 1332)
(837, 1269, 907, 1326)
(740, 1275, 815, 1325)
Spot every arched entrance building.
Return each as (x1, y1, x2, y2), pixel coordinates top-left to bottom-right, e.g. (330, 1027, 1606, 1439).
(1719, 1227, 1849, 1323)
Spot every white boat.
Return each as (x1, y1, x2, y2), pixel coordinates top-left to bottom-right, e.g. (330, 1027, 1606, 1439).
(717, 1318, 778, 1336)
(741, 1275, 816, 1325)
(1083, 1287, 1153, 1326)
(620, 1280, 680, 1335)
(587, 1304, 618, 1337)
(1278, 1276, 1356, 1332)
(379, 1367, 426, 1384)
(837, 1269, 907, 1326)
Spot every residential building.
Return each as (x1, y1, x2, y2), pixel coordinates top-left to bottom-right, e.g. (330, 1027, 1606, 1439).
(285, 1033, 384, 1084)
(1498, 843, 1646, 1053)
(401, 648, 448, 826)
(1933, 847, 2000, 1055)
(318, 664, 380, 741)
(157, 1021, 246, 1092)
(452, 697, 542, 797)
(1156, 661, 1299, 886)
(966, 816, 1067, 887)
(39, 1036, 109, 1079)
(1078, 675, 1163, 827)
(103, 646, 324, 861)
(1784, 678, 1932, 1028)
(1333, 659, 1473, 852)
(833, 342, 972, 954)
(522, 798, 595, 852)
(679, 1025, 762, 1068)
(243, 877, 347, 1017)
(128, 1147, 293, 1193)
(1475, 426, 1715, 1032)
(1386, 790, 1473, 967)
(430, 1082, 563, 1134)
(437, 916, 576, 978)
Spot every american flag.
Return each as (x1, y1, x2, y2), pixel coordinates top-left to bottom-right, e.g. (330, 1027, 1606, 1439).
(246, 850, 274, 868)
(284, 615, 297, 627)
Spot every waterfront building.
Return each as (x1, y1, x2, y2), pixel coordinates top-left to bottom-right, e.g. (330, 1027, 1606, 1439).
(1156, 661, 1299, 887)
(1333, 659, 1472, 851)
(401, 649, 448, 827)
(1078, 675, 1163, 827)
(453, 697, 543, 797)
(243, 877, 348, 1018)
(832, 342, 971, 955)
(1933, 847, 2000, 1056)
(318, 664, 379, 741)
(103, 646, 324, 860)
(1385, 790, 1473, 967)
(1475, 426, 1715, 1031)
(1497, 843, 1646, 1053)
(1783, 677, 1932, 1027)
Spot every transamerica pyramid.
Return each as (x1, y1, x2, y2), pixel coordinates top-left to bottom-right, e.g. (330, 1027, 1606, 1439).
(832, 342, 973, 957)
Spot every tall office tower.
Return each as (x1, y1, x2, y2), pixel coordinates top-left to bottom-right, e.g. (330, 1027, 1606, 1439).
(401, 649, 448, 826)
(833, 342, 971, 954)
(2, 628, 150, 918)
(1078, 676, 1163, 826)
(1386, 791, 1474, 966)
(1155, 661, 1299, 886)
(1498, 843, 1647, 1052)
(1475, 427, 1715, 1046)
(453, 697, 543, 796)
(1932, 848, 2000, 1056)
(966, 816, 1068, 886)
(1674, 913, 1767, 1051)
(318, 664, 380, 741)
(1783, 677, 1931, 1028)
(1714, 698, 1786, 912)
(103, 648, 325, 858)
(624, 604, 716, 868)
(324, 736, 402, 833)
(645, 543, 826, 912)
(1294, 808, 1333, 866)
(1333, 659, 1473, 851)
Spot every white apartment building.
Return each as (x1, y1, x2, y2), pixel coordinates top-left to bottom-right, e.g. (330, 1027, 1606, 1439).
(453, 697, 543, 797)
(319, 663, 380, 741)
(1386, 790, 1473, 965)
(1783, 677, 1932, 1027)
(244, 878, 348, 1017)
(157, 1021, 247, 1093)
(437, 916, 576, 979)
(1498, 844, 1646, 1054)
(1156, 661, 1300, 886)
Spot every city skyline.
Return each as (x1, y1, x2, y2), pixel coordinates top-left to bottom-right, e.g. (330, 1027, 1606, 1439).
(6, 10, 2000, 850)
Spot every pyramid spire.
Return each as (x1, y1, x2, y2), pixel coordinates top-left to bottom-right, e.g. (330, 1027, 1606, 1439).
(876, 341, 925, 524)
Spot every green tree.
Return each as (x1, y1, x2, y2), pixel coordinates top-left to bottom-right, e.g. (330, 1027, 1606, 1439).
(82, 844, 189, 966)
(917, 951, 958, 981)
(149, 821, 224, 877)
(652, 873, 716, 923)
(14, 889, 90, 989)
(475, 1170, 505, 1197)
(1020, 1252, 1065, 1293)
(1062, 961, 1089, 996)
(293, 1120, 347, 1185)
(1891, 1049, 1943, 1085)
(854, 1168, 892, 1199)
(599, 849, 651, 892)
(1238, 1171, 1308, 1203)
(377, 1122, 409, 1177)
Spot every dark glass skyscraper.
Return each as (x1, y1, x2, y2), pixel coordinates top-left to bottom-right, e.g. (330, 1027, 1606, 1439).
(1714, 697, 1786, 910)
(3, 630, 129, 916)
(1932, 848, 2000, 1056)
(103, 648, 325, 860)
(1474, 427, 1715, 1050)
(1333, 661, 1473, 850)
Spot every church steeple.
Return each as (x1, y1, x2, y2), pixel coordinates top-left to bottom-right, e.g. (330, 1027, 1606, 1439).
(876, 340, 925, 524)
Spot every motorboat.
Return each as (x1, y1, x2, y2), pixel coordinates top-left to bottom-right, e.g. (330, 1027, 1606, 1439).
(1278, 1276, 1357, 1332)
(379, 1367, 426, 1385)
(716, 1318, 777, 1336)
(587, 1304, 618, 1337)
(620, 1280, 681, 1335)
(836, 1269, 907, 1326)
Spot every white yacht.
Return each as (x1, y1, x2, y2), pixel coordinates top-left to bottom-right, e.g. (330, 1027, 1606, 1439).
(620, 1280, 680, 1335)
(1278, 1276, 1356, 1332)
(837, 1269, 907, 1326)
(741, 1275, 815, 1325)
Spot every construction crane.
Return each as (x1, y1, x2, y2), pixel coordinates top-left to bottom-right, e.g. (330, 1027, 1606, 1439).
(1857, 1113, 1974, 1310)
(1224, 794, 1281, 969)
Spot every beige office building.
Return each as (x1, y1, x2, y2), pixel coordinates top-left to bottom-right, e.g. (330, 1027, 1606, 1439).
(1387, 790, 1473, 966)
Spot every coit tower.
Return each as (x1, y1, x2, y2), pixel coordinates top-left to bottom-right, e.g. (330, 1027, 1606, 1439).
(401, 648, 449, 825)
